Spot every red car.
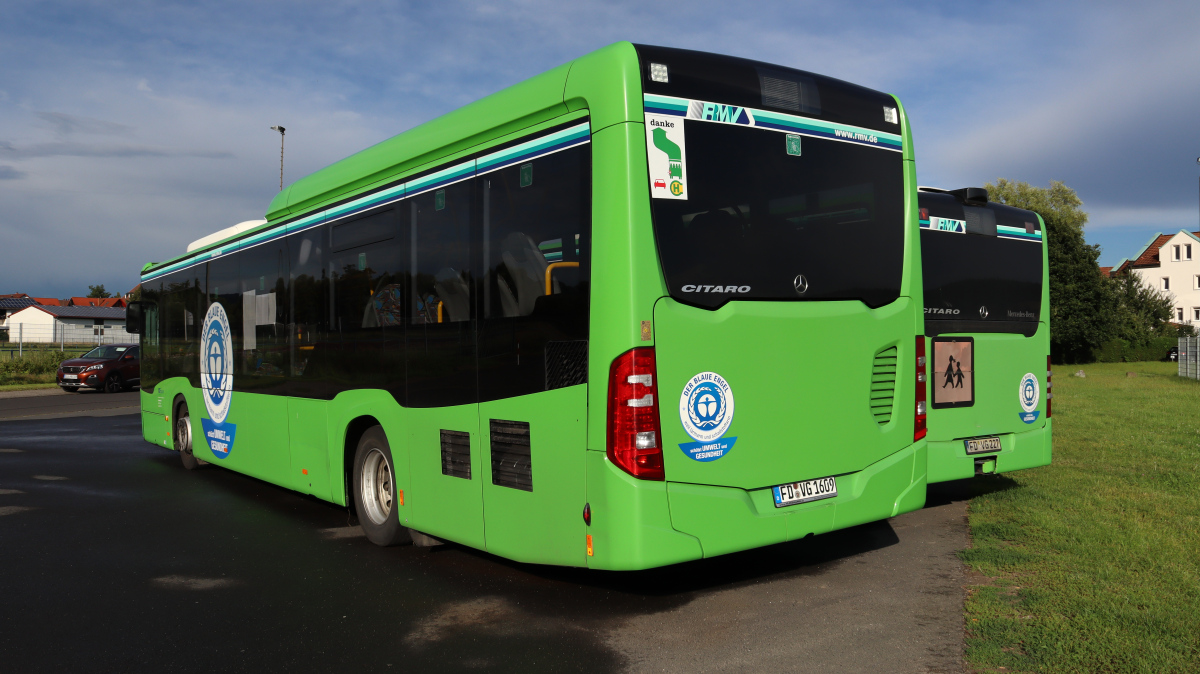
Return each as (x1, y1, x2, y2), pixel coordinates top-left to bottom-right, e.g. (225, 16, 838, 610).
(57, 344, 140, 393)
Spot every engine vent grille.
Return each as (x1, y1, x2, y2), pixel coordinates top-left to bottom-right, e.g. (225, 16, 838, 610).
(440, 430, 471, 479)
(871, 346, 898, 425)
(490, 419, 532, 491)
(545, 340, 588, 391)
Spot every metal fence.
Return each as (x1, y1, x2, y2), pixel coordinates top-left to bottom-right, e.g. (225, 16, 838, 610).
(0, 322, 135, 359)
(1179, 336, 1199, 380)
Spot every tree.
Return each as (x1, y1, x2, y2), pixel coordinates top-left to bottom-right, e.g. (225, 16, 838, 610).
(1108, 271, 1173, 345)
(87, 284, 112, 298)
(984, 179, 1113, 363)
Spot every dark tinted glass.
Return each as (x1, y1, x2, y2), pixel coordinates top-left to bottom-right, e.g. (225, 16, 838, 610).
(288, 225, 331, 397)
(323, 208, 406, 399)
(651, 121, 904, 309)
(160, 269, 204, 387)
(919, 192, 1043, 336)
(206, 254, 243, 379)
(139, 281, 162, 392)
(635, 44, 899, 133)
(479, 144, 590, 401)
(407, 182, 477, 407)
(237, 241, 289, 394)
(332, 210, 395, 251)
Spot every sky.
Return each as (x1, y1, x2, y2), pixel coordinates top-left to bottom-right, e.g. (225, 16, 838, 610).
(1, 0, 1197, 298)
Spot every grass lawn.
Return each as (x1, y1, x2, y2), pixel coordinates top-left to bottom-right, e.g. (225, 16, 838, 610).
(0, 374, 58, 391)
(962, 361, 1200, 672)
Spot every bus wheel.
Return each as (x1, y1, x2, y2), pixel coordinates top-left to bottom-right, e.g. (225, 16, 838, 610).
(352, 426, 409, 547)
(175, 403, 202, 470)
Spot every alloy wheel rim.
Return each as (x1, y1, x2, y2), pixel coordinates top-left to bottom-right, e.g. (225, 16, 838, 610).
(360, 447, 392, 525)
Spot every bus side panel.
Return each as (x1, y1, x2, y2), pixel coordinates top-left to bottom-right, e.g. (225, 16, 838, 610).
(406, 403, 485, 549)
(479, 385, 588, 567)
(584, 122, 667, 453)
(188, 391, 291, 486)
(288, 397, 331, 499)
(584, 451, 702, 570)
(141, 387, 171, 449)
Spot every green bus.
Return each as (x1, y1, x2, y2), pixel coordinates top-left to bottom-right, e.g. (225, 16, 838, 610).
(130, 42, 929, 570)
(917, 187, 1052, 482)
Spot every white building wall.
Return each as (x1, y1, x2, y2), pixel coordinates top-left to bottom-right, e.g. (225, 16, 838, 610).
(3, 307, 130, 344)
(1131, 230, 1200, 325)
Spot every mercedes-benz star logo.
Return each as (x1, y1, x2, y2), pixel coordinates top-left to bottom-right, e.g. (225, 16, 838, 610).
(793, 274, 808, 294)
(979, 305, 989, 319)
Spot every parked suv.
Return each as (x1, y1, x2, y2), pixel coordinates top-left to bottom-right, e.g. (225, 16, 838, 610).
(57, 344, 140, 393)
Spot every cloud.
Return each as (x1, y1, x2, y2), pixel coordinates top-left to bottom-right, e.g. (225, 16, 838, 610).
(0, 141, 233, 159)
(35, 111, 132, 137)
(0, 165, 25, 180)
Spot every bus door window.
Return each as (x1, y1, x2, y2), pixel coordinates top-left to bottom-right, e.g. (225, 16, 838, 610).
(289, 225, 331, 389)
(139, 281, 162, 393)
(407, 181, 476, 408)
(239, 241, 289, 392)
(326, 206, 407, 399)
(479, 143, 591, 402)
(161, 270, 205, 388)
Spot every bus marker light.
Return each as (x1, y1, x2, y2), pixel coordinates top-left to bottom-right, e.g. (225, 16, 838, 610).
(398, 490, 404, 506)
(302, 469, 308, 475)
(1046, 356, 1052, 418)
(583, 503, 591, 526)
(607, 348, 665, 480)
(915, 336, 927, 441)
(586, 534, 594, 556)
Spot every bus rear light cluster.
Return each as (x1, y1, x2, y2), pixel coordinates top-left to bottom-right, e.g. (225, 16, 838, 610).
(1046, 355, 1052, 418)
(915, 336, 927, 441)
(607, 347, 665, 481)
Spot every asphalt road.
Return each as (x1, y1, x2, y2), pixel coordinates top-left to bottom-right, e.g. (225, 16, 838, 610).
(0, 387, 140, 420)
(0, 394, 977, 673)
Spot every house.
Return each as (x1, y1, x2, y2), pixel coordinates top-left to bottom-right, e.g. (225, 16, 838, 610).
(0, 296, 37, 326)
(3, 305, 129, 344)
(68, 296, 127, 308)
(1113, 230, 1200, 325)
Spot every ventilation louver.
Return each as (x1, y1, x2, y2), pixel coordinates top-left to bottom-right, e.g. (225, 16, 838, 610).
(440, 430, 471, 479)
(871, 346, 898, 425)
(490, 419, 532, 491)
(545, 340, 588, 390)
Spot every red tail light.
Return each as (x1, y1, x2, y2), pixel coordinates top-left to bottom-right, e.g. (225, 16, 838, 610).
(1046, 355, 1052, 418)
(607, 347, 665, 480)
(915, 336, 927, 441)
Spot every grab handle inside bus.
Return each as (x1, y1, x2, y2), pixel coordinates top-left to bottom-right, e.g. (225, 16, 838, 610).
(545, 262, 579, 295)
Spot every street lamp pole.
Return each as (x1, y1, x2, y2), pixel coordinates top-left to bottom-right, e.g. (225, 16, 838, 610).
(271, 126, 286, 191)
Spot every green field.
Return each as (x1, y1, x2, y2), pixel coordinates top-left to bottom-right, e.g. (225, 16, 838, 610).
(962, 361, 1200, 673)
(0, 349, 81, 390)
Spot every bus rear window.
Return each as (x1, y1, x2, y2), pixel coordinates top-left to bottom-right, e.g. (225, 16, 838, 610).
(919, 191, 1044, 335)
(650, 121, 904, 309)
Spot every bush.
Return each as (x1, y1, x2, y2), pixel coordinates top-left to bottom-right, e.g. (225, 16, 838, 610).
(0, 349, 79, 377)
(1092, 336, 1179, 363)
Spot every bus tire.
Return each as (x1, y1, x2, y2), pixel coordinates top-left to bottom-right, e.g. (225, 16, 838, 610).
(352, 426, 409, 547)
(175, 402, 202, 470)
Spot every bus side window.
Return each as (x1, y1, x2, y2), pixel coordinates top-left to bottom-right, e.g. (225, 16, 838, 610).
(479, 143, 591, 401)
(326, 206, 407, 398)
(407, 183, 477, 408)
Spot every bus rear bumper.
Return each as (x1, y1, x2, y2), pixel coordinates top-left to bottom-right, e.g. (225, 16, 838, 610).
(927, 419, 1052, 483)
(660, 441, 926, 561)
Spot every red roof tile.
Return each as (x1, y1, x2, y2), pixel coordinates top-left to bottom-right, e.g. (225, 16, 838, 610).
(1130, 234, 1174, 268)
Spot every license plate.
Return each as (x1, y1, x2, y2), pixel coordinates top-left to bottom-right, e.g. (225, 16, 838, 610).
(63, 374, 77, 380)
(773, 476, 837, 508)
(964, 436, 1002, 454)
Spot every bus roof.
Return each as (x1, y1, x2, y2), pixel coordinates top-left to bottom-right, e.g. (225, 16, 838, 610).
(141, 42, 907, 278)
(140, 42, 644, 276)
